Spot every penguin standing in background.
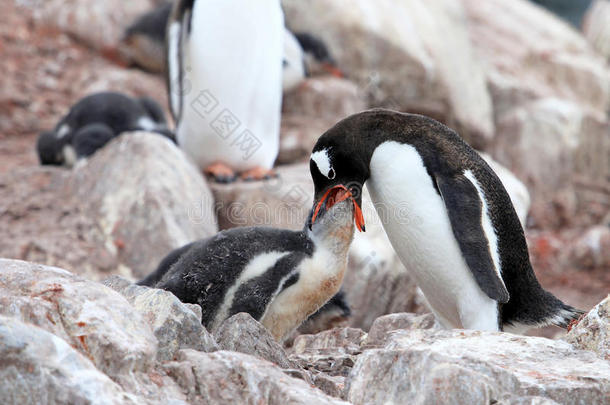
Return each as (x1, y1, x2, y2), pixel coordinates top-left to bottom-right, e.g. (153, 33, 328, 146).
(122, 2, 341, 88)
(139, 186, 360, 341)
(36, 92, 173, 167)
(167, 0, 284, 182)
(309, 109, 583, 332)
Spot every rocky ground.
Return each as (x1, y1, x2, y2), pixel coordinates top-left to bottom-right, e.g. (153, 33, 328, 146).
(0, 0, 609, 404)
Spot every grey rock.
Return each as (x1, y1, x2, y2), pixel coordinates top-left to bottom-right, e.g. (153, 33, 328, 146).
(104, 276, 219, 361)
(492, 99, 609, 227)
(565, 295, 610, 361)
(347, 329, 610, 405)
(283, 0, 495, 148)
(292, 352, 358, 379)
(365, 313, 437, 347)
(34, 0, 154, 50)
(70, 132, 217, 278)
(312, 373, 347, 400)
(215, 313, 296, 369)
(567, 226, 610, 269)
(0, 132, 216, 281)
(462, 0, 609, 117)
(293, 327, 367, 356)
(166, 349, 349, 404)
(0, 315, 137, 405)
(0, 166, 118, 280)
(583, 0, 610, 63)
(0, 259, 157, 378)
(497, 395, 560, 405)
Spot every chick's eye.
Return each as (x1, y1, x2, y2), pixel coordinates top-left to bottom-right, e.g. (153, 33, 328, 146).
(328, 168, 336, 179)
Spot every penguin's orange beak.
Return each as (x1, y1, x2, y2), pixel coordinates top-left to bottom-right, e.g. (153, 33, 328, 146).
(311, 185, 365, 232)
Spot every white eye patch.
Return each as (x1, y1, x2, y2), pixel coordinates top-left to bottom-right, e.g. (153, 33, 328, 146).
(311, 149, 335, 179)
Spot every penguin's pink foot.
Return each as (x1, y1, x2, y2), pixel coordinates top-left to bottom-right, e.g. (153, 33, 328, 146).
(204, 162, 237, 183)
(240, 167, 278, 182)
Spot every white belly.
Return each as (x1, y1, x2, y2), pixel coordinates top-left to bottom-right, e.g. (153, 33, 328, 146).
(368, 141, 499, 330)
(178, 0, 283, 171)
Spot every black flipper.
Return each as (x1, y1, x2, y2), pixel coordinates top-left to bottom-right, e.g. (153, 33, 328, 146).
(434, 172, 510, 303)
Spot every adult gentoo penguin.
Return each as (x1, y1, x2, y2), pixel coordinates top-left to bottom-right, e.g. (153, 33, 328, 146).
(36, 92, 173, 167)
(138, 186, 359, 340)
(309, 109, 583, 332)
(167, 0, 284, 182)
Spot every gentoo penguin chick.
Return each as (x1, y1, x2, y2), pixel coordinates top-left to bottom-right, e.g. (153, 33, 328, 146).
(309, 109, 584, 333)
(37, 92, 174, 167)
(139, 186, 360, 340)
(167, 0, 284, 183)
(121, 2, 173, 73)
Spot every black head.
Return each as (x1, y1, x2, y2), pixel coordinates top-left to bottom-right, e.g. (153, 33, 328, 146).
(309, 117, 374, 232)
(36, 131, 64, 165)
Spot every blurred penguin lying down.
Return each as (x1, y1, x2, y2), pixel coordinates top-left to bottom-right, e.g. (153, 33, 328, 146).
(139, 185, 364, 341)
(36, 92, 174, 167)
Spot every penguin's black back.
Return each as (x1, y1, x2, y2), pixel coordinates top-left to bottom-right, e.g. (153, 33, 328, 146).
(147, 227, 315, 327)
(315, 109, 579, 328)
(58, 92, 165, 135)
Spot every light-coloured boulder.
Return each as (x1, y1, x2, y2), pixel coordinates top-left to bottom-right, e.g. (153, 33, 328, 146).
(215, 313, 297, 369)
(365, 313, 437, 347)
(0, 133, 215, 281)
(103, 276, 219, 361)
(282, 0, 494, 147)
(492, 98, 609, 226)
(164, 349, 349, 404)
(567, 226, 610, 269)
(583, 0, 610, 63)
(33, 0, 155, 51)
(279, 76, 366, 164)
(0, 260, 157, 378)
(461, 0, 609, 118)
(292, 327, 367, 356)
(70, 132, 217, 278)
(347, 329, 610, 405)
(0, 315, 137, 405)
(565, 295, 610, 360)
(497, 395, 560, 405)
(0, 167, 118, 280)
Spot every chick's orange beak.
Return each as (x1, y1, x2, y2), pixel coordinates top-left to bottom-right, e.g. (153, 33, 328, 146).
(311, 185, 366, 232)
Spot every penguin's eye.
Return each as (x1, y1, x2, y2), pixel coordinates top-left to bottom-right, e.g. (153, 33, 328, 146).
(328, 168, 336, 179)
